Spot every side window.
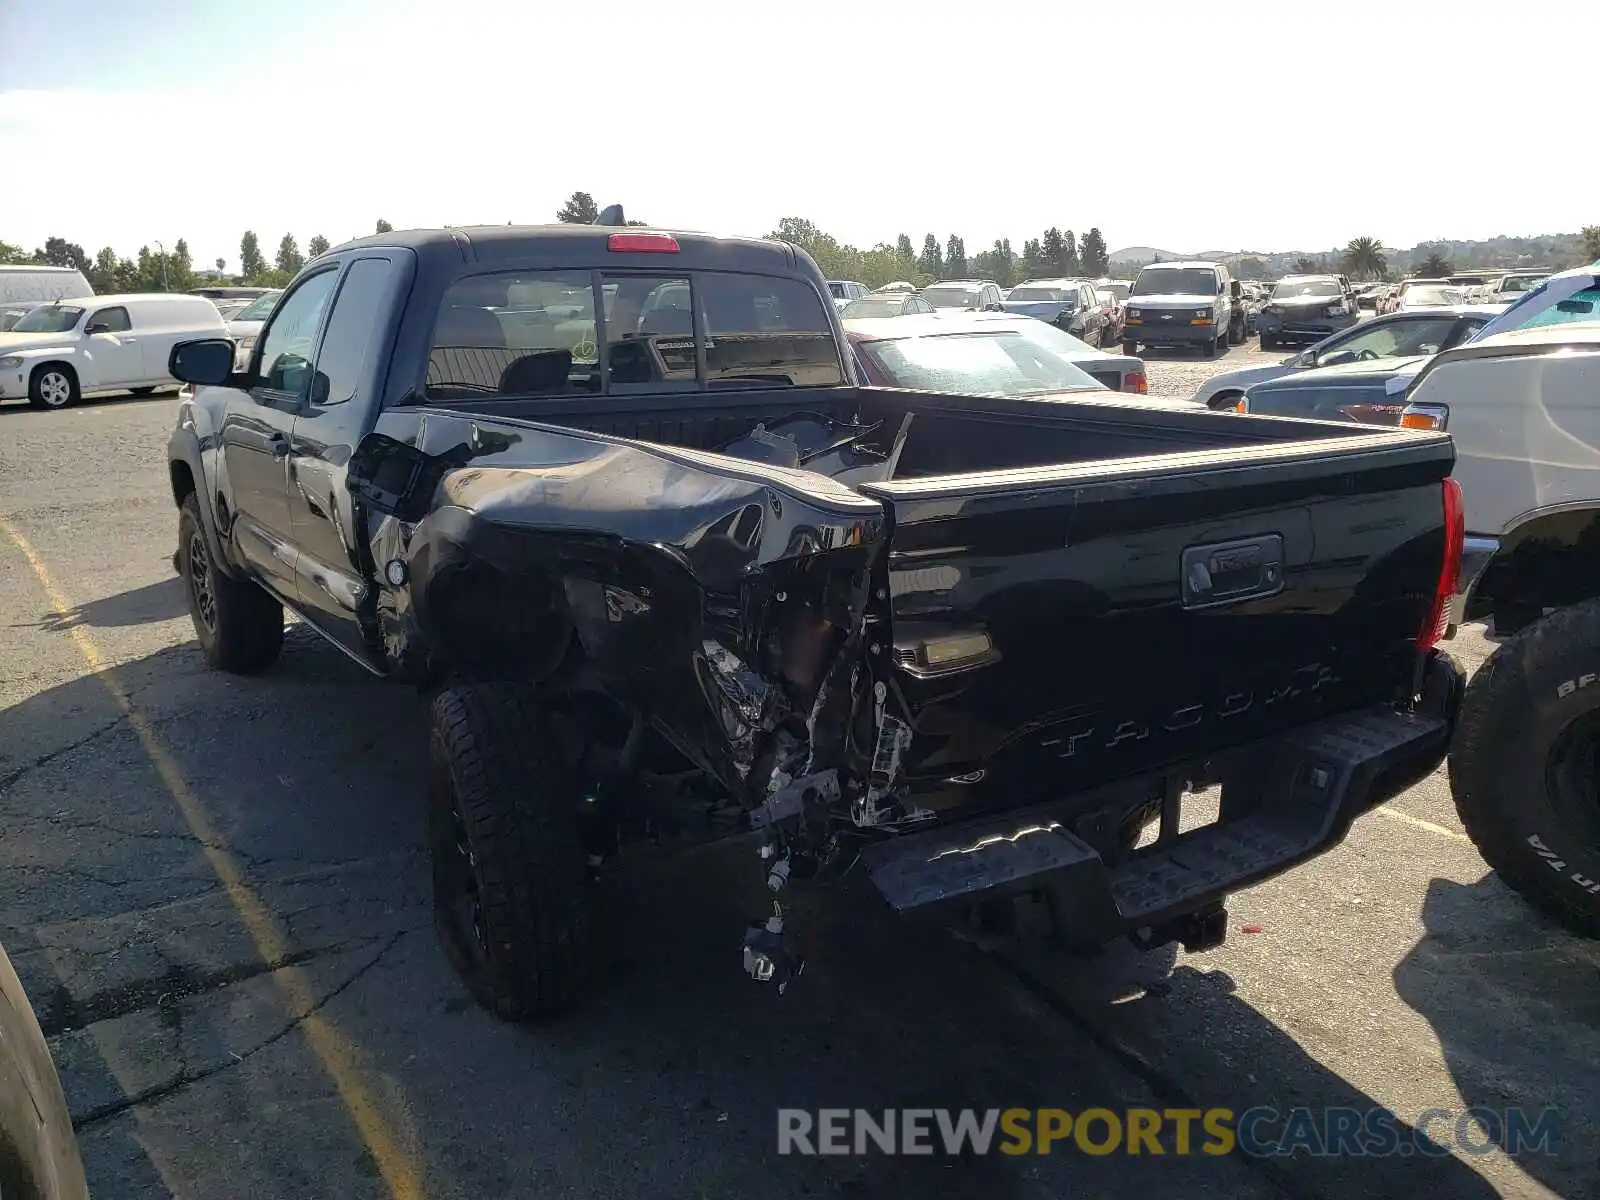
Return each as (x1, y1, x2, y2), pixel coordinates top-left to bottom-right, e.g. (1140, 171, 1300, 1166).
(700, 273, 842, 388)
(427, 270, 600, 399)
(310, 259, 398, 407)
(256, 270, 339, 398)
(87, 306, 130, 333)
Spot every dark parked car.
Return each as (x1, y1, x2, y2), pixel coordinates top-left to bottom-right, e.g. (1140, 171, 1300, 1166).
(1239, 354, 1429, 423)
(165, 216, 1464, 1022)
(1257, 275, 1359, 348)
(0, 939, 89, 1199)
(1000, 278, 1112, 345)
(1194, 306, 1499, 409)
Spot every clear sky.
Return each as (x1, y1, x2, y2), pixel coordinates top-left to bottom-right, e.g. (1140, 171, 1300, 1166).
(0, 0, 1591, 270)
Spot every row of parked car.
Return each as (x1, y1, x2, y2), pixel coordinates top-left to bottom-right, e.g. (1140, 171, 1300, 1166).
(0, 267, 282, 408)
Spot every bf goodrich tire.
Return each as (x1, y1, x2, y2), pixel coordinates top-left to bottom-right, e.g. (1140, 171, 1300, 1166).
(1450, 600, 1600, 938)
(429, 684, 594, 1020)
(178, 494, 283, 673)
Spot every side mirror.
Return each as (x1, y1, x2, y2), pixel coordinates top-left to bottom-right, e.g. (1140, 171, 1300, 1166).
(168, 338, 238, 386)
(85, 321, 111, 336)
(1319, 349, 1357, 368)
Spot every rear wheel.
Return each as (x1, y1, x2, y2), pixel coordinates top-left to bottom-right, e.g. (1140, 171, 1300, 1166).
(178, 494, 283, 672)
(1260, 333, 1277, 350)
(1201, 336, 1216, 359)
(1207, 390, 1244, 411)
(1451, 601, 1600, 938)
(429, 684, 595, 1020)
(28, 365, 78, 410)
(1121, 339, 1138, 356)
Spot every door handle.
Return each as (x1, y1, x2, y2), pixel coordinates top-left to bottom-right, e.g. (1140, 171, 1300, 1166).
(269, 433, 290, 459)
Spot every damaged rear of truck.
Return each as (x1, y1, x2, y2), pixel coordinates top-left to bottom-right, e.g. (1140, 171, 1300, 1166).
(166, 221, 1466, 1020)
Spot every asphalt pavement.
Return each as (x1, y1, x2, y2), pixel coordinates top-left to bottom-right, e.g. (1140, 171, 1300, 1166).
(0, 384, 1595, 1200)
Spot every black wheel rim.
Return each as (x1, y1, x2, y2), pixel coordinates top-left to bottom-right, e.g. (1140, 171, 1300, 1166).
(186, 531, 216, 632)
(1545, 712, 1600, 847)
(430, 760, 489, 968)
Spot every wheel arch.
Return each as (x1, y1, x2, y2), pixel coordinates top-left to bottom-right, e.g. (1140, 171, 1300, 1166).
(1466, 503, 1600, 624)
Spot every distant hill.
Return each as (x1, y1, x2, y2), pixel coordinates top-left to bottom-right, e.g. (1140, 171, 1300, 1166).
(1110, 232, 1590, 279)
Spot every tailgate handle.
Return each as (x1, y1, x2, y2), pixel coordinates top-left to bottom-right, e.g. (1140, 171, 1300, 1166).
(1181, 534, 1285, 609)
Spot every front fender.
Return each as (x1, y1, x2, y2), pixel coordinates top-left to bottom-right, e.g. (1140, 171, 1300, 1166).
(168, 402, 245, 579)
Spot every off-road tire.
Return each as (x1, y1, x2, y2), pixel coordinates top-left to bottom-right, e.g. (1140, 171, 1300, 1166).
(28, 364, 79, 409)
(178, 494, 283, 672)
(1450, 601, 1600, 938)
(1121, 340, 1138, 356)
(428, 684, 593, 1020)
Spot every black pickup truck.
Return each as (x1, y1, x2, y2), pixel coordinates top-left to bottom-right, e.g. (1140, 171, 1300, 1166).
(166, 215, 1465, 1019)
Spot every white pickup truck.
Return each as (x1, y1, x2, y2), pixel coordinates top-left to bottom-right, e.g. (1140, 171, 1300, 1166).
(1403, 321, 1600, 938)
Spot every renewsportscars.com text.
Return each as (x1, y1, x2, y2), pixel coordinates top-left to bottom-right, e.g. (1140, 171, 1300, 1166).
(777, 1106, 1559, 1158)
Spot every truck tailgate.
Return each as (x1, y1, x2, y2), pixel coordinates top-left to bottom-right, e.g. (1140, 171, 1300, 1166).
(856, 428, 1456, 801)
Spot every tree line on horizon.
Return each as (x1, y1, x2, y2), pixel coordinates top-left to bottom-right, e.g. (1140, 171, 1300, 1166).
(6, 197, 1597, 297)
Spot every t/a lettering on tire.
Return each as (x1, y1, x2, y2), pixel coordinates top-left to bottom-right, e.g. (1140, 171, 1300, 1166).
(1450, 599, 1600, 937)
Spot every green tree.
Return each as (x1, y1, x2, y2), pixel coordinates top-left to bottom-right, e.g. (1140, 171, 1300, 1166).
(113, 254, 139, 292)
(0, 239, 28, 264)
(990, 238, 1014, 287)
(946, 235, 966, 279)
(557, 191, 599, 223)
(1059, 229, 1081, 276)
(918, 233, 942, 279)
(275, 233, 304, 277)
(1079, 228, 1109, 277)
(1020, 237, 1044, 279)
(895, 233, 914, 263)
(1040, 228, 1065, 276)
(375, 218, 394, 234)
(1581, 226, 1600, 262)
(308, 234, 331, 258)
(89, 247, 119, 292)
(169, 238, 195, 291)
(240, 231, 266, 281)
(34, 236, 90, 272)
(1415, 251, 1453, 277)
(1340, 236, 1387, 280)
(1293, 256, 1321, 274)
(215, 257, 226, 277)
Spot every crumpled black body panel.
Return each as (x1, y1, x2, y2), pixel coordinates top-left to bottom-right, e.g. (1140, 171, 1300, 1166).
(367, 408, 884, 792)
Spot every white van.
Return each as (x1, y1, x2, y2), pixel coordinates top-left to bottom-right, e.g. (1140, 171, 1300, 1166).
(0, 265, 94, 331)
(0, 294, 228, 410)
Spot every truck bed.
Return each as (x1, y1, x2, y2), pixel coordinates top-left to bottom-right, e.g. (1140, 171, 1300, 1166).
(380, 383, 1455, 812)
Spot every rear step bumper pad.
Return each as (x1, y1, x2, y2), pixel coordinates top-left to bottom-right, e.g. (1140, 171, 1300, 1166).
(862, 653, 1462, 947)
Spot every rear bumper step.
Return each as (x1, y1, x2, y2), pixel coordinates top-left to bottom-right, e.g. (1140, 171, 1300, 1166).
(862, 654, 1461, 949)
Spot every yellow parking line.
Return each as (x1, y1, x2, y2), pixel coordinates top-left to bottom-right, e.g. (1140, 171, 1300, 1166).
(0, 516, 423, 1200)
(1375, 804, 1472, 843)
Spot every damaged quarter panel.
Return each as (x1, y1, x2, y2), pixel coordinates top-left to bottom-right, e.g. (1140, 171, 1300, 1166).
(368, 408, 885, 790)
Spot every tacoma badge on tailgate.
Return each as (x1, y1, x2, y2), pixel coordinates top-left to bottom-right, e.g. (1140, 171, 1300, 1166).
(1182, 534, 1285, 609)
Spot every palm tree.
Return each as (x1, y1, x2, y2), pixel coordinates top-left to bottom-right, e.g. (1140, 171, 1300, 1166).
(1415, 252, 1453, 278)
(1341, 236, 1387, 280)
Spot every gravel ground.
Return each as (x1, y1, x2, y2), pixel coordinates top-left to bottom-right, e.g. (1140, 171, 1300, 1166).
(0, 388, 1595, 1200)
(1140, 334, 1285, 402)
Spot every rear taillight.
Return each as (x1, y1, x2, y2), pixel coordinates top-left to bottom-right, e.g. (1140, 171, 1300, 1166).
(607, 232, 679, 253)
(1124, 371, 1148, 395)
(1400, 401, 1448, 431)
(1417, 477, 1464, 652)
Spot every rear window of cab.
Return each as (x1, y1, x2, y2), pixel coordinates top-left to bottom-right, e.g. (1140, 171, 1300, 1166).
(424, 270, 843, 400)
